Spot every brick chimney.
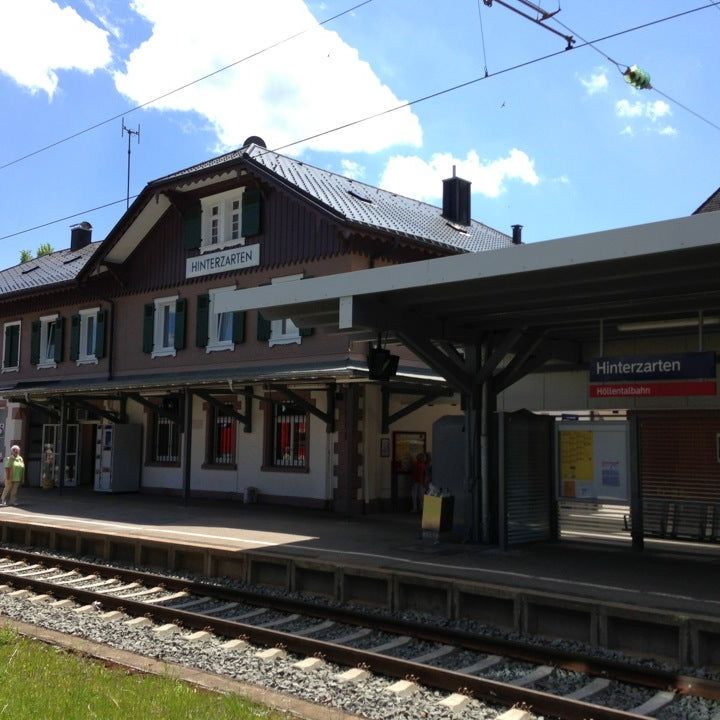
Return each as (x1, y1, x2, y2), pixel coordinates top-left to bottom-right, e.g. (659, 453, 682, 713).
(70, 221, 92, 251)
(442, 166, 471, 226)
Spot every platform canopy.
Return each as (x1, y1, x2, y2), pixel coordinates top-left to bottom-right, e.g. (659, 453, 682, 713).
(216, 211, 720, 395)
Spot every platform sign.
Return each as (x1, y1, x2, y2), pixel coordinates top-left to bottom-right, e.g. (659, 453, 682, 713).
(589, 351, 717, 398)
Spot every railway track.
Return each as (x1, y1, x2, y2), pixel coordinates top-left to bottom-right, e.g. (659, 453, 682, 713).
(0, 546, 717, 720)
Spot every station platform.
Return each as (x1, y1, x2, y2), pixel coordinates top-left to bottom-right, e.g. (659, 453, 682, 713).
(0, 486, 717, 620)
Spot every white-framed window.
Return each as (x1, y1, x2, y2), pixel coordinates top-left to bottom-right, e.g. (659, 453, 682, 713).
(2, 321, 21, 373)
(207, 287, 235, 353)
(78, 307, 99, 365)
(152, 296, 178, 359)
(269, 275, 302, 347)
(38, 314, 59, 369)
(200, 188, 245, 253)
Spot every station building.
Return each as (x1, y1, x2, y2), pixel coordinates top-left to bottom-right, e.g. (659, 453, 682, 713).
(1, 137, 719, 555)
(0, 138, 509, 514)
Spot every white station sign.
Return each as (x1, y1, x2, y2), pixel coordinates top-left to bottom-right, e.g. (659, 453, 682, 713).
(186, 244, 260, 279)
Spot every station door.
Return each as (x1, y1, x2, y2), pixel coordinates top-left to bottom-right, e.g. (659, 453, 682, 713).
(497, 410, 555, 547)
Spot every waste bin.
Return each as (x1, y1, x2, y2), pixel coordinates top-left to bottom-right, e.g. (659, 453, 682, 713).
(421, 495, 454, 534)
(244, 486, 258, 504)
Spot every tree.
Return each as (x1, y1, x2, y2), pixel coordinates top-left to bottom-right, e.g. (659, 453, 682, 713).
(19, 244, 55, 263)
(36, 243, 54, 257)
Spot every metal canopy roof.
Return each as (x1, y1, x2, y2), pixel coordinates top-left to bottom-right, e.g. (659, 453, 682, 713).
(214, 211, 720, 395)
(216, 211, 720, 343)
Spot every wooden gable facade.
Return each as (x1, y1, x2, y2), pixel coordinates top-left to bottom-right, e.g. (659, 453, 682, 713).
(0, 140, 508, 513)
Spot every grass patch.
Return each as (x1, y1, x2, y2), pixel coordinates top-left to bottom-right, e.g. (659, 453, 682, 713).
(0, 626, 289, 719)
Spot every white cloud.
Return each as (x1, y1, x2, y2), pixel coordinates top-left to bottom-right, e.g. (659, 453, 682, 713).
(580, 69, 608, 95)
(616, 97, 675, 137)
(379, 149, 539, 201)
(616, 98, 671, 122)
(114, 0, 421, 154)
(83, 0, 123, 40)
(646, 100, 671, 122)
(616, 100, 644, 118)
(341, 159, 365, 179)
(0, 0, 111, 97)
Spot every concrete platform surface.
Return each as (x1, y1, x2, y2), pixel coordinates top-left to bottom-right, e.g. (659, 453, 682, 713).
(1, 487, 719, 619)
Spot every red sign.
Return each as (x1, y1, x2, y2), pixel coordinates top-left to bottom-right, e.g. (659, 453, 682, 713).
(589, 380, 717, 398)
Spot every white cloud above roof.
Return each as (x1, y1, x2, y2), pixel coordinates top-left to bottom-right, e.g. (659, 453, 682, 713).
(616, 98, 674, 136)
(379, 149, 539, 200)
(580, 69, 609, 95)
(113, 0, 422, 155)
(0, 0, 111, 98)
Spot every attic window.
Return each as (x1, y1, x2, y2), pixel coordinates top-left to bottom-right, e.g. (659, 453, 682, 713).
(63, 255, 81, 265)
(21, 265, 39, 274)
(347, 189, 373, 204)
(446, 221, 469, 234)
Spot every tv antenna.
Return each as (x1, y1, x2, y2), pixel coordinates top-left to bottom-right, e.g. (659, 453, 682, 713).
(121, 119, 141, 209)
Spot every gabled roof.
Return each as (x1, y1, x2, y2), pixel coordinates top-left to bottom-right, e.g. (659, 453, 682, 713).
(155, 143, 511, 253)
(694, 186, 720, 214)
(0, 241, 100, 300)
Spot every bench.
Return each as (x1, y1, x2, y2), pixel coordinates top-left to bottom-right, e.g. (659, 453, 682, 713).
(623, 500, 720, 543)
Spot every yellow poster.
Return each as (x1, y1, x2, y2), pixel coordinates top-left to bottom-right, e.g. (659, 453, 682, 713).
(560, 430, 593, 481)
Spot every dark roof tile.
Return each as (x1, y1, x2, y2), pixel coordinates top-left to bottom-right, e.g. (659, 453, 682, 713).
(0, 242, 99, 298)
(694, 187, 720, 214)
(160, 144, 511, 252)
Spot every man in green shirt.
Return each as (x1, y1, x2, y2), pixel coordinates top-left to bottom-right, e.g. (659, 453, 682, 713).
(2, 445, 25, 506)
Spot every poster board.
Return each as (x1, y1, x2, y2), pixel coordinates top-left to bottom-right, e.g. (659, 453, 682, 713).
(558, 422, 628, 501)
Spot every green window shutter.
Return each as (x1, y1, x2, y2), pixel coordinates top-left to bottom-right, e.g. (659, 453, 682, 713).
(174, 298, 187, 351)
(142, 303, 155, 354)
(256, 311, 271, 342)
(3, 326, 17, 368)
(241, 188, 262, 237)
(232, 311, 246, 344)
(54, 316, 64, 363)
(69, 315, 81, 361)
(299, 326, 314, 338)
(10, 326, 19, 367)
(182, 202, 202, 250)
(196, 294, 209, 347)
(30, 320, 41, 365)
(95, 309, 107, 359)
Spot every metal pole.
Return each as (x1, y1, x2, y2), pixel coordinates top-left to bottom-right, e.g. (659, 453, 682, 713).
(182, 390, 193, 506)
(121, 120, 140, 210)
(699, 309, 704, 351)
(57, 396, 67, 496)
(480, 373, 490, 542)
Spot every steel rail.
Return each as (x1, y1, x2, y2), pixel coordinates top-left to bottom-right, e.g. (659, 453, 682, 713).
(0, 567, 652, 720)
(1, 548, 719, 704)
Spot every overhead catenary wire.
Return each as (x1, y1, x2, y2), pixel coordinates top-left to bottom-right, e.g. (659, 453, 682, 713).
(2, 0, 717, 177)
(0, 0, 374, 173)
(476, 0, 490, 77)
(1, 3, 719, 243)
(547, 7, 720, 133)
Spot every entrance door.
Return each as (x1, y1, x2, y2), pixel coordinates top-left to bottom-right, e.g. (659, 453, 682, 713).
(391, 431, 425, 510)
(78, 424, 97, 486)
(41, 423, 79, 487)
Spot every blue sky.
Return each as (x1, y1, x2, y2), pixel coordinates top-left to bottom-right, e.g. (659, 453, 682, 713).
(0, 0, 718, 268)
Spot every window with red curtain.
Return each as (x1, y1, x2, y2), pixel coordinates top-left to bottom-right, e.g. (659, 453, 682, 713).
(208, 406, 236, 465)
(272, 401, 308, 468)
